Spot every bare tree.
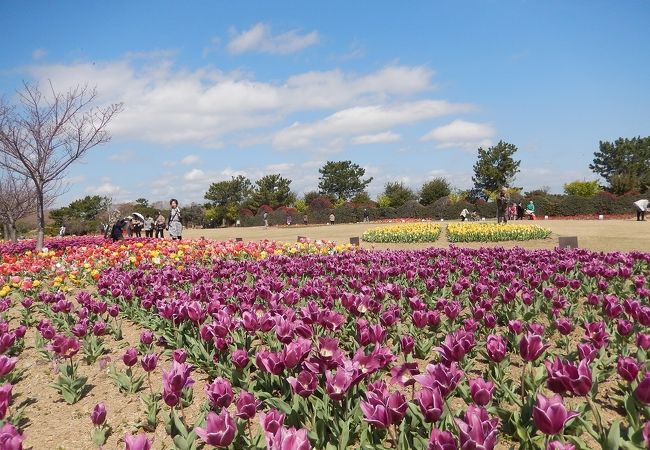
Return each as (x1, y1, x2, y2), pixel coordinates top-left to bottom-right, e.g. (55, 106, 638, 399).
(0, 82, 122, 249)
(0, 170, 39, 241)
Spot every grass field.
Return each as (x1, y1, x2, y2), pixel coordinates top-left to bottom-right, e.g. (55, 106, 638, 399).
(183, 218, 650, 252)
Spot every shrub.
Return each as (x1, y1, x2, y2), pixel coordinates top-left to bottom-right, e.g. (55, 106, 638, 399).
(563, 180, 601, 197)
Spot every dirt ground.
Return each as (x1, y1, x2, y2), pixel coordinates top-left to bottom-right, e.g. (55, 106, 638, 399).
(183, 218, 650, 252)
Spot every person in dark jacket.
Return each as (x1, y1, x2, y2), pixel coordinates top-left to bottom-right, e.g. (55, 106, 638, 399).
(496, 187, 509, 224)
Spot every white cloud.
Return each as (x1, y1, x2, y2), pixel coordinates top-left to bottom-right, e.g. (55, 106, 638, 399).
(352, 131, 401, 145)
(202, 37, 221, 57)
(227, 23, 319, 55)
(109, 151, 134, 162)
(27, 59, 437, 148)
(421, 119, 495, 150)
(181, 154, 200, 165)
(85, 179, 129, 200)
(32, 48, 47, 60)
(184, 169, 206, 182)
(273, 101, 474, 150)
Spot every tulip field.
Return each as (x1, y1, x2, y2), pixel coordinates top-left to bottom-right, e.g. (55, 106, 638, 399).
(0, 235, 649, 449)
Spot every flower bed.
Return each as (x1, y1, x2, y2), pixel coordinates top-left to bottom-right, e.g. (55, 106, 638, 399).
(362, 223, 441, 243)
(1, 244, 650, 449)
(0, 238, 352, 293)
(447, 222, 552, 242)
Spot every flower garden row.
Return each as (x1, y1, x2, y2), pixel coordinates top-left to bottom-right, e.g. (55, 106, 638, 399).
(362, 222, 552, 243)
(0, 237, 352, 296)
(1, 241, 649, 449)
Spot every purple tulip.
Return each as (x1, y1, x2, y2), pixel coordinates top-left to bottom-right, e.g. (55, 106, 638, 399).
(508, 320, 524, 335)
(325, 368, 352, 401)
(616, 319, 633, 337)
(0, 384, 12, 420)
(256, 351, 285, 375)
(519, 333, 549, 362)
(400, 335, 415, 354)
(635, 373, 650, 405)
(576, 343, 598, 363)
(205, 377, 233, 409)
(0, 423, 24, 450)
(140, 354, 159, 373)
(172, 348, 187, 363)
(91, 403, 107, 426)
(417, 386, 444, 422)
(107, 304, 120, 317)
(547, 441, 576, 450)
(428, 427, 457, 450)
(48, 334, 80, 358)
(437, 330, 475, 366)
(92, 321, 107, 336)
(267, 426, 312, 450)
(386, 390, 407, 425)
(287, 370, 318, 397)
(583, 321, 609, 349)
(124, 433, 152, 450)
(554, 318, 573, 336)
(414, 362, 463, 397)
(195, 410, 236, 448)
(122, 347, 138, 367)
(469, 377, 495, 406)
(485, 335, 507, 363)
(360, 391, 390, 429)
(544, 357, 592, 396)
(283, 338, 311, 369)
(390, 362, 419, 387)
(231, 349, 249, 369)
(532, 393, 578, 435)
(454, 405, 499, 450)
(259, 409, 285, 435)
(235, 390, 260, 420)
(162, 361, 193, 407)
(139, 330, 154, 345)
(0, 356, 17, 377)
(617, 357, 640, 382)
(637, 333, 650, 350)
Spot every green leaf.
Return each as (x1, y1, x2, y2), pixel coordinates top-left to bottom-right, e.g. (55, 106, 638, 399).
(604, 421, 621, 450)
(338, 419, 350, 450)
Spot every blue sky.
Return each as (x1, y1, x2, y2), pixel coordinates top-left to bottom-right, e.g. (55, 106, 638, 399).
(1, 0, 649, 206)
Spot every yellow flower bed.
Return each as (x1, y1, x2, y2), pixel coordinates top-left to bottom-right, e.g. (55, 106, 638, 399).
(447, 222, 551, 242)
(362, 223, 441, 243)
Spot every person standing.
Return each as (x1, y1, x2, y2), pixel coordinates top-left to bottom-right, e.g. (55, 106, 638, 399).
(263, 211, 269, 228)
(363, 208, 369, 222)
(634, 198, 649, 221)
(303, 214, 308, 225)
(143, 216, 154, 237)
(155, 211, 166, 238)
(496, 187, 509, 224)
(59, 225, 66, 237)
(126, 217, 134, 237)
(167, 199, 183, 240)
(329, 213, 335, 225)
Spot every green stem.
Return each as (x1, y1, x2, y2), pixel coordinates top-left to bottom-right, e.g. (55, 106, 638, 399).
(587, 396, 604, 440)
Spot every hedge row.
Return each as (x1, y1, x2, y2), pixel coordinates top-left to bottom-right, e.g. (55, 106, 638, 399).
(238, 192, 640, 227)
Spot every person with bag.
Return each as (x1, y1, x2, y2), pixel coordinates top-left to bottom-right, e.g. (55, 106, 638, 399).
(167, 199, 183, 240)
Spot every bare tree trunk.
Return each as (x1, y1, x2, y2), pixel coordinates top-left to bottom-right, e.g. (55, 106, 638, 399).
(36, 187, 45, 251)
(9, 222, 16, 242)
(2, 223, 7, 240)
